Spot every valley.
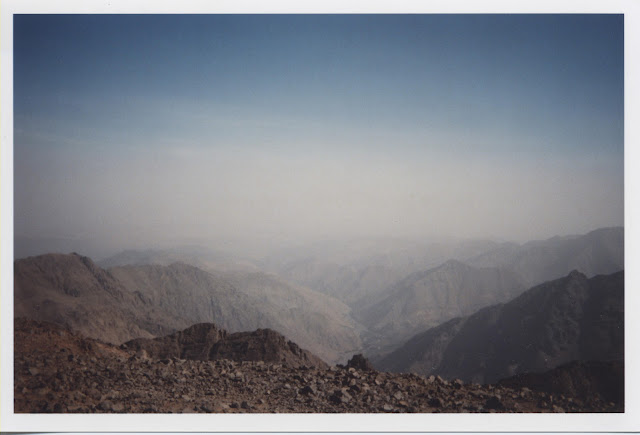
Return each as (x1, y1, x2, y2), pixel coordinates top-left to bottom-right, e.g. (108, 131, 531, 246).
(9, 13, 626, 423)
(12, 227, 625, 413)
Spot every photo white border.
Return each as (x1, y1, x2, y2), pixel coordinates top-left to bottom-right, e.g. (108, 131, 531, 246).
(1, 0, 639, 432)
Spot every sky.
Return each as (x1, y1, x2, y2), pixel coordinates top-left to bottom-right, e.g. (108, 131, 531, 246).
(13, 14, 624, 256)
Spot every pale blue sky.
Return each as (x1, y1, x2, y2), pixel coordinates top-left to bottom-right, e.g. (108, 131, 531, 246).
(14, 14, 624, 254)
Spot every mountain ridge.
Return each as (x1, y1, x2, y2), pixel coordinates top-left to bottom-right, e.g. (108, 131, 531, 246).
(465, 227, 623, 286)
(356, 260, 525, 355)
(14, 253, 361, 364)
(376, 270, 624, 384)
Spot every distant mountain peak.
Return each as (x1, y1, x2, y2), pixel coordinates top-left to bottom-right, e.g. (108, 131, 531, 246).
(567, 269, 587, 279)
(440, 259, 469, 269)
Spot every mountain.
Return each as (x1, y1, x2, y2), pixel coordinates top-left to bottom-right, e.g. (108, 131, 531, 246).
(265, 227, 622, 310)
(14, 253, 177, 344)
(356, 260, 525, 354)
(110, 264, 363, 364)
(98, 245, 260, 273)
(99, 247, 364, 363)
(376, 270, 624, 384)
(465, 227, 624, 287)
(123, 322, 328, 369)
(355, 227, 623, 356)
(498, 360, 624, 407)
(107, 262, 270, 333)
(14, 235, 118, 260)
(14, 253, 361, 364)
(219, 270, 364, 363)
(262, 238, 501, 306)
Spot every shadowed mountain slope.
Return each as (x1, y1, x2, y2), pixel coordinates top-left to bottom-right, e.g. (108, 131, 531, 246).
(357, 260, 525, 354)
(498, 360, 624, 407)
(376, 270, 624, 384)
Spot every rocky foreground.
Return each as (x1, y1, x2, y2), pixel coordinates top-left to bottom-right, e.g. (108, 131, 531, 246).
(14, 318, 621, 413)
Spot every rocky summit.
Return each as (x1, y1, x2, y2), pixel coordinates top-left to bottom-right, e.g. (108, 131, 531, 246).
(14, 318, 621, 413)
(123, 322, 328, 369)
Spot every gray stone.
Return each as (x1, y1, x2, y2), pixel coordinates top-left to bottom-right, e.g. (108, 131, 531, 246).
(485, 396, 504, 410)
(299, 384, 317, 395)
(428, 397, 443, 408)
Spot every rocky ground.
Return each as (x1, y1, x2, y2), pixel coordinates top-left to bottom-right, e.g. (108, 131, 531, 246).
(123, 322, 328, 369)
(14, 318, 622, 413)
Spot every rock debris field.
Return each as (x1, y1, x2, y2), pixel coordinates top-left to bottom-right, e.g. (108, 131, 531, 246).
(14, 318, 620, 413)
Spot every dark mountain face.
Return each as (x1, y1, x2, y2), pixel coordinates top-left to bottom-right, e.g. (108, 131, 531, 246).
(356, 227, 623, 359)
(356, 260, 525, 355)
(498, 360, 624, 407)
(123, 323, 328, 369)
(376, 271, 624, 384)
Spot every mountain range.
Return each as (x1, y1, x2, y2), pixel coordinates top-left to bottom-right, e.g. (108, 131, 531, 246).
(14, 253, 361, 364)
(261, 228, 623, 310)
(356, 260, 526, 354)
(376, 270, 624, 384)
(262, 238, 503, 306)
(14, 227, 624, 396)
(464, 227, 624, 287)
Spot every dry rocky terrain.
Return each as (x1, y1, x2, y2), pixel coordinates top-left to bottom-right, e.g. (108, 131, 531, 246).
(123, 322, 328, 369)
(14, 318, 621, 413)
(15, 253, 361, 364)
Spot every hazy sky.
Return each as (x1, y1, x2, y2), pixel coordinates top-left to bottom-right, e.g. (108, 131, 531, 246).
(14, 14, 624, 254)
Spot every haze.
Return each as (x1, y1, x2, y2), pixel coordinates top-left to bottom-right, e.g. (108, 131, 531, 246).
(13, 15, 624, 258)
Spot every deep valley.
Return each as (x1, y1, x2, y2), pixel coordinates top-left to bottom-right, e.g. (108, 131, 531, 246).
(12, 227, 625, 413)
